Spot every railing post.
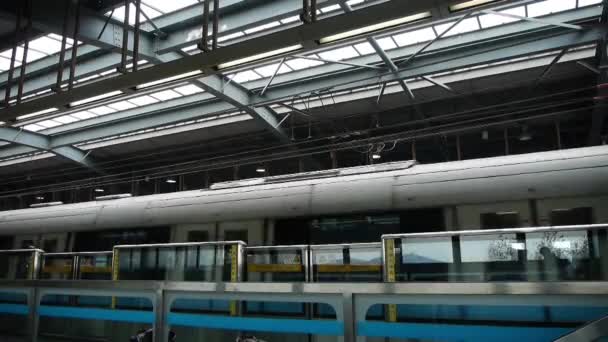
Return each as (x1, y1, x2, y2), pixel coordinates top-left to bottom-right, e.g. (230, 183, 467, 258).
(342, 292, 355, 342)
(154, 288, 167, 342)
(28, 287, 39, 342)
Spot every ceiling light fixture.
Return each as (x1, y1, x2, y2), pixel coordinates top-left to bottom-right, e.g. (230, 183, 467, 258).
(319, 12, 431, 44)
(17, 108, 59, 121)
(217, 45, 304, 69)
(136, 70, 203, 89)
(372, 153, 381, 160)
(69, 90, 123, 107)
(94, 188, 105, 193)
(166, 178, 177, 184)
(256, 167, 266, 173)
(35, 196, 44, 200)
(449, 0, 497, 12)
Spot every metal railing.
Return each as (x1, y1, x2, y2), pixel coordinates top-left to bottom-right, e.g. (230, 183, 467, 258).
(41, 251, 113, 280)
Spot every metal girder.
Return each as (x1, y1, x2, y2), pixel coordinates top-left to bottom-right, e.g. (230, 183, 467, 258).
(0, 127, 102, 172)
(195, 74, 290, 143)
(0, 0, 474, 121)
(0, 24, 602, 161)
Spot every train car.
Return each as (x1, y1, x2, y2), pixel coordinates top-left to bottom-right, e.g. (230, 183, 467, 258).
(0, 145, 607, 253)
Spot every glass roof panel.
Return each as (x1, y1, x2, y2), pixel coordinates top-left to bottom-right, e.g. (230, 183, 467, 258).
(173, 84, 204, 95)
(254, 63, 293, 77)
(218, 31, 246, 43)
(53, 115, 79, 124)
(108, 100, 137, 111)
(128, 95, 160, 106)
(318, 46, 360, 61)
(89, 106, 117, 116)
(527, 0, 576, 17)
(24, 48, 46, 63)
(285, 57, 325, 70)
(28, 36, 64, 54)
(231, 70, 262, 83)
(23, 124, 44, 132)
(353, 42, 375, 55)
(376, 37, 397, 50)
(71, 111, 97, 120)
(434, 17, 480, 37)
(479, 6, 526, 28)
(143, 0, 197, 13)
(36, 120, 62, 128)
(392, 27, 436, 47)
(244, 22, 281, 35)
(150, 89, 182, 101)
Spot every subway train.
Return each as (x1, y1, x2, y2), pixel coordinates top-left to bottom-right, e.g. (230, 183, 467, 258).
(1, 145, 608, 253)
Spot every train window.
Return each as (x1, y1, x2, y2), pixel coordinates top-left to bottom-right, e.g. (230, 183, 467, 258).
(225, 230, 248, 243)
(187, 231, 209, 242)
(74, 227, 170, 251)
(400, 208, 445, 233)
(309, 214, 400, 244)
(550, 207, 593, 226)
(480, 211, 520, 229)
(0, 237, 13, 249)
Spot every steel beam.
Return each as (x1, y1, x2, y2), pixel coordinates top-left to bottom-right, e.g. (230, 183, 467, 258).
(0, 0, 480, 121)
(196, 74, 289, 143)
(0, 127, 102, 172)
(0, 25, 600, 161)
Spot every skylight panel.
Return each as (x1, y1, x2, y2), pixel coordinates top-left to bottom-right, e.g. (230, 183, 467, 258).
(353, 42, 375, 55)
(36, 120, 62, 128)
(99, 69, 116, 76)
(346, 0, 365, 5)
(23, 124, 44, 132)
(150, 89, 182, 101)
(254, 63, 293, 77)
(0, 56, 16, 71)
(89, 106, 117, 116)
(71, 111, 97, 120)
(28, 36, 63, 54)
(318, 46, 360, 61)
(231, 70, 263, 83)
(376, 37, 397, 50)
(128, 95, 159, 106)
(143, 0, 197, 13)
(136, 70, 202, 89)
(77, 74, 102, 83)
(244, 21, 281, 35)
(392, 27, 436, 47)
(434, 17, 480, 37)
(108, 100, 137, 111)
(173, 84, 204, 95)
(53, 115, 79, 124)
(217, 31, 245, 43)
(285, 57, 325, 70)
(320, 4, 341, 13)
(48, 34, 73, 46)
(70, 90, 123, 106)
(527, 0, 576, 17)
(280, 16, 300, 24)
(24, 48, 46, 63)
(578, 0, 602, 6)
(478, 6, 526, 28)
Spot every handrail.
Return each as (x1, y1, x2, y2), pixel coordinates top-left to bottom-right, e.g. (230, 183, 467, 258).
(0, 248, 45, 254)
(44, 251, 112, 257)
(382, 223, 608, 240)
(113, 241, 246, 249)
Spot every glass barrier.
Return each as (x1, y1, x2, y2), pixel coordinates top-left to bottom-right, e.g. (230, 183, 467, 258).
(41, 252, 113, 280)
(382, 224, 608, 282)
(113, 241, 246, 282)
(0, 249, 43, 280)
(310, 243, 383, 282)
(246, 246, 309, 282)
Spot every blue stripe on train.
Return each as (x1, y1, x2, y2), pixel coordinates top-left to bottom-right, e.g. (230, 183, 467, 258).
(169, 313, 343, 335)
(172, 299, 230, 312)
(0, 303, 28, 315)
(357, 321, 573, 341)
(39, 306, 154, 323)
(374, 304, 608, 323)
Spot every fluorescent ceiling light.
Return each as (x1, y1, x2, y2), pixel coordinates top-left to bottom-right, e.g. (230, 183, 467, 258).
(319, 12, 431, 44)
(166, 178, 177, 184)
(70, 90, 123, 107)
(17, 107, 59, 120)
(449, 0, 497, 12)
(217, 44, 303, 69)
(371, 153, 381, 160)
(136, 70, 203, 89)
(256, 167, 266, 173)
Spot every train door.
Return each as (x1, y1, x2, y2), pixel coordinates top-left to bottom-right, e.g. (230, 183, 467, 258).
(172, 223, 216, 242)
(219, 220, 265, 245)
(14, 233, 67, 252)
